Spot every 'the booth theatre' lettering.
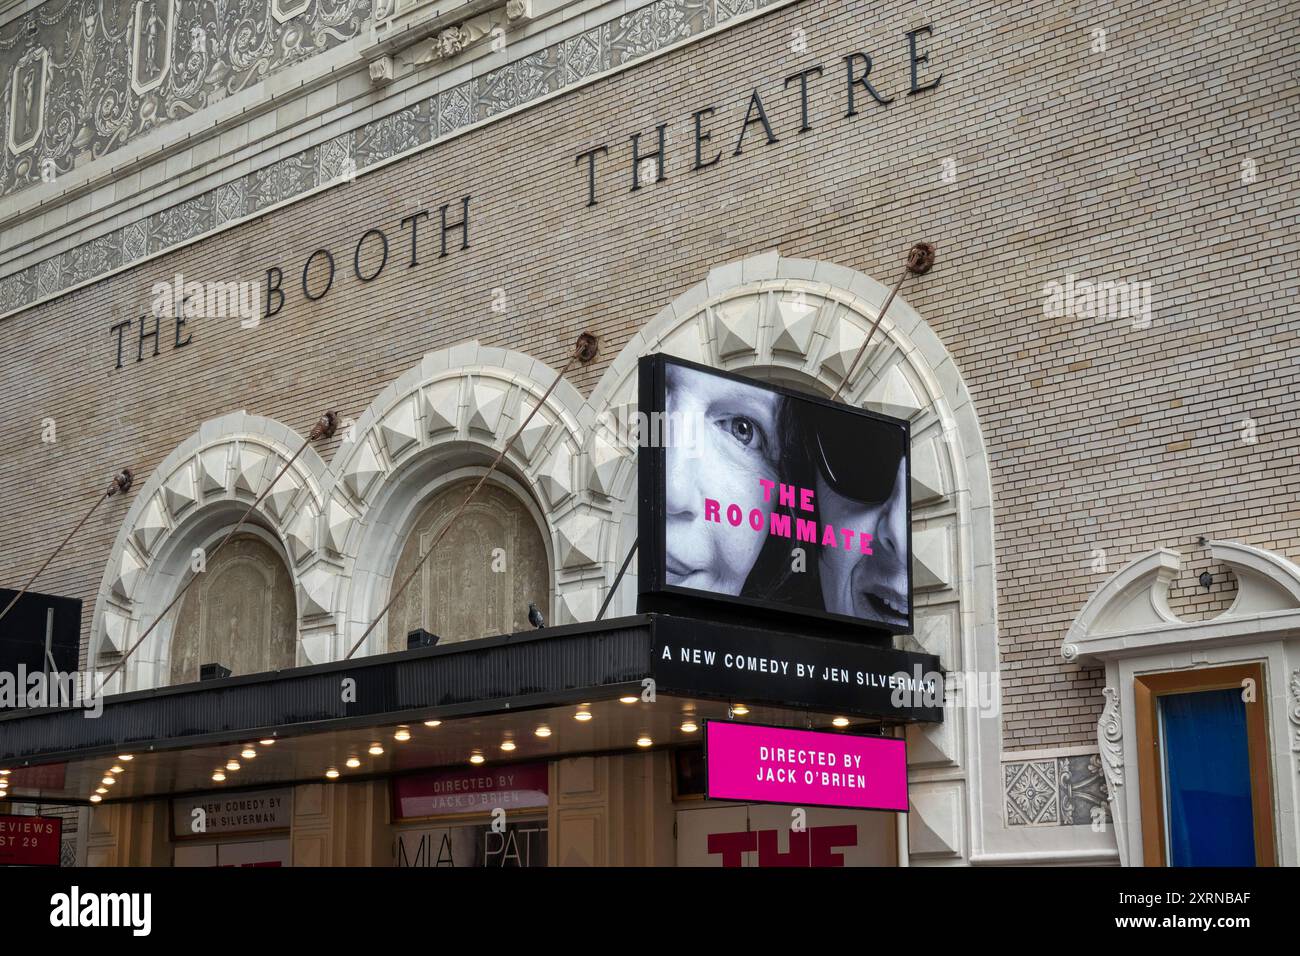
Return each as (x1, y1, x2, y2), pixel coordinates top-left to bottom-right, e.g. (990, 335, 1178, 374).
(105, 22, 946, 369)
(263, 196, 471, 320)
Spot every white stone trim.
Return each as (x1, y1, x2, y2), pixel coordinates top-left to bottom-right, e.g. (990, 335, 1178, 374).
(324, 342, 591, 658)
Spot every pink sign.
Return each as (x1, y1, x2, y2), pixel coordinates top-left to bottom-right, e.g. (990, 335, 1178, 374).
(392, 763, 549, 819)
(0, 814, 62, 866)
(706, 722, 908, 812)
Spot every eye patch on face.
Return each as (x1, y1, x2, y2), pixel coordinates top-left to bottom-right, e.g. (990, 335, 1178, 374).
(809, 416, 904, 505)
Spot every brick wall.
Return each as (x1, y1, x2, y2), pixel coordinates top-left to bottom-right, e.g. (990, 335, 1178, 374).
(0, 0, 1294, 752)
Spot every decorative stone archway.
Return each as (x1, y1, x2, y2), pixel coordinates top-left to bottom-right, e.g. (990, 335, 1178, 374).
(323, 345, 590, 660)
(88, 411, 329, 693)
(579, 251, 998, 863)
(1063, 539, 1300, 866)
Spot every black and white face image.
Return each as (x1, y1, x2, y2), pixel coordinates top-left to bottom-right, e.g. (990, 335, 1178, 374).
(662, 363, 783, 596)
(814, 451, 909, 629)
(653, 359, 910, 632)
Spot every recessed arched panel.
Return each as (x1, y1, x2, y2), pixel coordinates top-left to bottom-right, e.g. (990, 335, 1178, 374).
(171, 534, 297, 683)
(326, 343, 587, 659)
(389, 479, 550, 648)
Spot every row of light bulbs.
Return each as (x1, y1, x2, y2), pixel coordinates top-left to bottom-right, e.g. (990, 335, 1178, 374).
(85, 753, 134, 803)
(210, 737, 279, 782)
(310, 699, 749, 781)
(58, 700, 853, 796)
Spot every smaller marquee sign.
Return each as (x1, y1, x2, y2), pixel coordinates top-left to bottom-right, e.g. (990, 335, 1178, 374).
(705, 721, 908, 813)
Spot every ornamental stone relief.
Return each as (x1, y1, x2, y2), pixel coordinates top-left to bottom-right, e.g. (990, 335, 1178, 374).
(0, 0, 784, 319)
(0, 0, 370, 197)
(6, 45, 48, 155)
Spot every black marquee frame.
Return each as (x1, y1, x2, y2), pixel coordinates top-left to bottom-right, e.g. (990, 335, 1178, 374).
(637, 353, 914, 638)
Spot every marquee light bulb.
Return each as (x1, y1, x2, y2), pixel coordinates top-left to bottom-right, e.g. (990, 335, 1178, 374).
(259, 739, 276, 746)
(117, 755, 133, 761)
(574, 710, 592, 722)
(90, 794, 102, 803)
(636, 736, 653, 748)
(619, 696, 638, 704)
(241, 747, 257, 759)
(832, 717, 850, 728)
(423, 720, 442, 728)
(534, 726, 551, 738)
(369, 743, 384, 756)
(681, 721, 699, 733)
(731, 704, 750, 716)
(101, 777, 115, 786)
(226, 760, 240, 771)
(212, 771, 226, 782)
(500, 740, 516, 752)
(109, 765, 124, 774)
(394, 726, 411, 742)
(325, 768, 340, 780)
(95, 787, 108, 795)
(469, 753, 485, 765)
(346, 756, 361, 769)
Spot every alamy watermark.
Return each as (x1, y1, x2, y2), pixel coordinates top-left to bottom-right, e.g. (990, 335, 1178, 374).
(1042, 273, 1152, 329)
(151, 272, 261, 329)
(0, 665, 103, 717)
(594, 408, 704, 452)
(890, 665, 1000, 719)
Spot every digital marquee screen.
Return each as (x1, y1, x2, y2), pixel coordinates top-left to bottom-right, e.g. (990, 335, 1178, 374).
(638, 355, 912, 635)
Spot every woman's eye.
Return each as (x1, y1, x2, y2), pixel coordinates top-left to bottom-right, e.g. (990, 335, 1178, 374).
(714, 415, 762, 450)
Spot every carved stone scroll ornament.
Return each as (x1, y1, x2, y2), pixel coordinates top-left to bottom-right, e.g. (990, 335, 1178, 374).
(1290, 669, 1300, 770)
(1098, 686, 1128, 863)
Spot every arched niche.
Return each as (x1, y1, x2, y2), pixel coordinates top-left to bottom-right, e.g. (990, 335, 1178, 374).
(170, 530, 298, 684)
(388, 474, 551, 648)
(88, 411, 328, 693)
(322, 345, 586, 660)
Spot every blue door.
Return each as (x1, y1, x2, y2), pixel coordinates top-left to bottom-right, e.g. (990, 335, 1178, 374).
(1159, 688, 1256, 866)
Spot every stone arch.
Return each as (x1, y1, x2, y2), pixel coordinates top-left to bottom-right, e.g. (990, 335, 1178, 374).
(88, 411, 329, 693)
(579, 251, 998, 862)
(324, 343, 587, 660)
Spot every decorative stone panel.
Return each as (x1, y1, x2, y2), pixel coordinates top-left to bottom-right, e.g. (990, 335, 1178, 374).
(1003, 754, 1111, 828)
